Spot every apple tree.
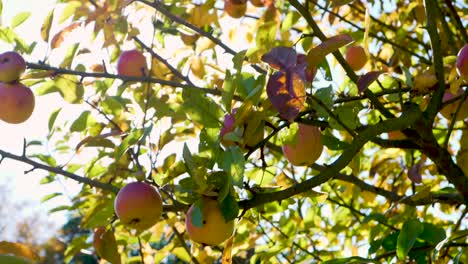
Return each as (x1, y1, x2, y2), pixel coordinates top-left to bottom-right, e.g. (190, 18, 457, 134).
(0, 0, 467, 263)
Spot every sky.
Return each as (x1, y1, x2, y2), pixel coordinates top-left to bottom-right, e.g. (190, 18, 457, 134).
(0, 0, 77, 241)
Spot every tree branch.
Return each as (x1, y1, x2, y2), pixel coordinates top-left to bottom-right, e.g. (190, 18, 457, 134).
(239, 103, 422, 210)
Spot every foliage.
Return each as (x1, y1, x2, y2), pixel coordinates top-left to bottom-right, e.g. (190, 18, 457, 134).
(0, 0, 467, 263)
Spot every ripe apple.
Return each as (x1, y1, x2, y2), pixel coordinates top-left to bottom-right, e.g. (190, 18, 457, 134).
(0, 51, 26, 83)
(117, 50, 148, 77)
(0, 82, 35, 124)
(185, 197, 234, 245)
(220, 111, 237, 147)
(114, 182, 163, 231)
(456, 44, 468, 79)
(440, 88, 468, 121)
(249, 0, 264, 7)
(224, 0, 247, 18)
(282, 124, 323, 166)
(93, 227, 121, 264)
(345, 46, 367, 71)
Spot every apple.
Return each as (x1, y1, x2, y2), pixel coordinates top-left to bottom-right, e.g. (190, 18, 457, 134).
(282, 124, 323, 166)
(185, 197, 234, 245)
(0, 82, 35, 124)
(249, 0, 264, 7)
(0, 51, 26, 83)
(345, 46, 367, 71)
(220, 111, 237, 147)
(114, 182, 163, 231)
(93, 227, 121, 264)
(440, 88, 468, 121)
(117, 50, 148, 77)
(224, 0, 247, 18)
(456, 44, 468, 79)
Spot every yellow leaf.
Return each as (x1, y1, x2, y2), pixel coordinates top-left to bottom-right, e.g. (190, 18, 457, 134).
(0, 241, 39, 262)
(50, 22, 81, 49)
(222, 235, 234, 264)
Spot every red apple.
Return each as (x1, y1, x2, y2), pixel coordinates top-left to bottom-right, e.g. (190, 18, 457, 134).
(0, 51, 26, 83)
(282, 124, 324, 166)
(456, 44, 468, 79)
(224, 0, 247, 18)
(114, 182, 163, 231)
(0, 82, 35, 124)
(117, 50, 148, 77)
(345, 46, 367, 71)
(440, 88, 468, 121)
(185, 197, 234, 245)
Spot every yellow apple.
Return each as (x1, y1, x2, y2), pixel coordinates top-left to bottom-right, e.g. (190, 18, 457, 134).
(185, 197, 234, 245)
(282, 124, 323, 166)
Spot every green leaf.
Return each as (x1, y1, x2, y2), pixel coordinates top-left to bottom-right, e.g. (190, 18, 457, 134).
(220, 194, 239, 222)
(323, 256, 374, 264)
(256, 21, 277, 50)
(41, 192, 62, 203)
(311, 86, 334, 118)
(114, 128, 144, 161)
(419, 223, 446, 245)
(41, 9, 54, 42)
(60, 43, 79, 69)
(182, 89, 223, 128)
(81, 199, 114, 228)
(70, 111, 95, 132)
(59, 1, 81, 23)
(11, 12, 31, 28)
(222, 70, 234, 113)
(55, 76, 83, 103)
(190, 199, 203, 228)
(48, 108, 61, 132)
(219, 146, 245, 187)
(397, 219, 424, 260)
(0, 255, 32, 264)
(281, 11, 301, 32)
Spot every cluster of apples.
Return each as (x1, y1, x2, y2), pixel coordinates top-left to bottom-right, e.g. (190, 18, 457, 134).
(94, 181, 234, 262)
(0, 51, 35, 124)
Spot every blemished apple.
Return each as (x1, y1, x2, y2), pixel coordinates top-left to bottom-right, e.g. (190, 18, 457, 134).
(114, 182, 163, 231)
(345, 46, 367, 71)
(117, 50, 148, 77)
(282, 124, 324, 166)
(0, 51, 26, 83)
(456, 44, 468, 79)
(0, 82, 35, 124)
(224, 0, 247, 18)
(185, 197, 234, 246)
(440, 88, 468, 121)
(93, 227, 121, 264)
